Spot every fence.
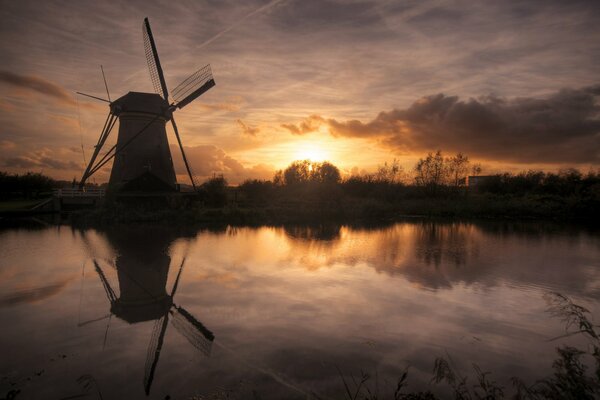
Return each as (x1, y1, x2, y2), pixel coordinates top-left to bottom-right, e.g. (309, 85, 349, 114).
(53, 188, 106, 198)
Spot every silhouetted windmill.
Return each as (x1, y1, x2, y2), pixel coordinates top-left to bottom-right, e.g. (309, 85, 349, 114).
(78, 17, 216, 192)
(90, 257, 214, 395)
(78, 230, 214, 396)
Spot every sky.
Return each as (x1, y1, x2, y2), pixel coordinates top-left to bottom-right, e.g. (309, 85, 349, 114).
(0, 0, 599, 184)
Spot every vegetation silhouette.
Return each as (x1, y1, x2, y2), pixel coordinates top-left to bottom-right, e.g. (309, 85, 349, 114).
(237, 151, 599, 223)
(1, 150, 598, 223)
(327, 293, 600, 400)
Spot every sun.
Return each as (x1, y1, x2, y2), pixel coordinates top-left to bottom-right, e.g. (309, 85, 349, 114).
(294, 143, 329, 162)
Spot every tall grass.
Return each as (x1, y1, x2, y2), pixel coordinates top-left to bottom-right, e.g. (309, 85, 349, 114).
(331, 292, 600, 400)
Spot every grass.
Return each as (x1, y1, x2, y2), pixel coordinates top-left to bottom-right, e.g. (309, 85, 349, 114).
(329, 292, 600, 400)
(0, 199, 47, 211)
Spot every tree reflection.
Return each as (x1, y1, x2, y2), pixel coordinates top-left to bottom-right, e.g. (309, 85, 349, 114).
(277, 220, 599, 295)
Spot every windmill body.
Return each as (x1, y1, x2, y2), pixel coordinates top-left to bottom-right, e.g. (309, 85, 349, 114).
(78, 17, 216, 193)
(108, 92, 177, 192)
(112, 241, 172, 323)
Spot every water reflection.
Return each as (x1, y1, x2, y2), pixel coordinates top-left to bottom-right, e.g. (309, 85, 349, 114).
(283, 224, 342, 241)
(0, 219, 599, 399)
(278, 220, 600, 296)
(80, 226, 214, 395)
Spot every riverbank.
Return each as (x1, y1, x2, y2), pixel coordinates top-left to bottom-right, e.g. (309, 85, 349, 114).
(59, 191, 598, 228)
(1, 185, 597, 228)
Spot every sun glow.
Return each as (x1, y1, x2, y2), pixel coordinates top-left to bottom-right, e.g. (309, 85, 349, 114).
(294, 143, 329, 162)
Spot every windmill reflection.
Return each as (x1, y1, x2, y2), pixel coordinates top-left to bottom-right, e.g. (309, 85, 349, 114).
(81, 227, 214, 396)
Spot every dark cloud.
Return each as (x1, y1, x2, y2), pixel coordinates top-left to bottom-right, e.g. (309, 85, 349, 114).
(0, 70, 75, 105)
(2, 156, 39, 169)
(268, 0, 379, 32)
(2, 154, 80, 170)
(0, 279, 72, 307)
(285, 85, 600, 163)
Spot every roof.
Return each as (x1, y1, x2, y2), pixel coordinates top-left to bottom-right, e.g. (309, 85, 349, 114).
(110, 92, 170, 116)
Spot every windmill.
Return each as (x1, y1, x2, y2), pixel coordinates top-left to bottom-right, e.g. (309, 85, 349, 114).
(78, 228, 214, 395)
(78, 17, 215, 192)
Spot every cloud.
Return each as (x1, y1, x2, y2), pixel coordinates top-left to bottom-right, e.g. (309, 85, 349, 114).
(0, 140, 16, 150)
(0, 279, 72, 307)
(283, 85, 600, 163)
(170, 144, 273, 184)
(0, 147, 82, 171)
(0, 70, 75, 106)
(2, 155, 80, 170)
(281, 115, 324, 135)
(199, 96, 245, 112)
(236, 119, 260, 136)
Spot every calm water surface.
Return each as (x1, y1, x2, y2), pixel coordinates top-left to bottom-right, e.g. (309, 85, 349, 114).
(1, 220, 599, 399)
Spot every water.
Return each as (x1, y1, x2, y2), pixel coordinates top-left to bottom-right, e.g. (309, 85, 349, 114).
(0, 220, 599, 399)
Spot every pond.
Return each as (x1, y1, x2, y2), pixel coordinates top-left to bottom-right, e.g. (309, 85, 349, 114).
(0, 220, 599, 399)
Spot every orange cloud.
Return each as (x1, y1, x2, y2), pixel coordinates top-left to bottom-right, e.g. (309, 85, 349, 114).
(237, 119, 260, 136)
(170, 144, 274, 184)
(281, 114, 324, 135)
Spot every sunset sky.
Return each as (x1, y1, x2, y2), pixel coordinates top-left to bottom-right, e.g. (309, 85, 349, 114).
(0, 0, 599, 184)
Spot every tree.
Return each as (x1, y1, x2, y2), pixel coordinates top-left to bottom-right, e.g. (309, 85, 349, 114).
(312, 161, 341, 185)
(283, 160, 312, 185)
(273, 170, 284, 186)
(446, 153, 470, 188)
(414, 150, 447, 195)
(375, 159, 405, 184)
(200, 175, 228, 207)
(281, 160, 341, 186)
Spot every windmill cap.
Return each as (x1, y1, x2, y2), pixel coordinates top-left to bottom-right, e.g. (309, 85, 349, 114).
(110, 91, 170, 117)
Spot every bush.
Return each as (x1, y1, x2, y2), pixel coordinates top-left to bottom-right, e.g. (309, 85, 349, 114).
(200, 176, 228, 207)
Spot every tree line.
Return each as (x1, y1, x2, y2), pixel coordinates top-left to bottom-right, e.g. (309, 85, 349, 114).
(0, 172, 57, 199)
(239, 150, 599, 198)
(234, 152, 599, 221)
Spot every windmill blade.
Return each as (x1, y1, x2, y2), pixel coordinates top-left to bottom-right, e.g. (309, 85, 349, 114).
(170, 256, 186, 297)
(170, 116, 198, 190)
(102, 314, 112, 350)
(171, 64, 216, 109)
(144, 314, 170, 395)
(77, 313, 111, 328)
(100, 65, 111, 102)
(170, 305, 214, 356)
(143, 17, 169, 100)
(93, 260, 117, 304)
(76, 91, 110, 103)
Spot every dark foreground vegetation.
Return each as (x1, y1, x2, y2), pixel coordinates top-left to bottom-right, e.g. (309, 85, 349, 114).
(327, 292, 600, 400)
(0, 171, 59, 200)
(1, 151, 599, 223)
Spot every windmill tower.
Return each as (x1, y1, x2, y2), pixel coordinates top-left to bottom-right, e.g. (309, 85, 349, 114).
(79, 227, 214, 395)
(79, 18, 215, 192)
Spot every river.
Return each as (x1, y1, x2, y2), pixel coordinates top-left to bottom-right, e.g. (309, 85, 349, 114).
(0, 219, 599, 399)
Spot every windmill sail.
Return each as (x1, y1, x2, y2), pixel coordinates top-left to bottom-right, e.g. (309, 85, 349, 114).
(170, 306, 215, 356)
(143, 18, 169, 100)
(171, 65, 216, 109)
(144, 314, 169, 395)
(93, 260, 117, 303)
